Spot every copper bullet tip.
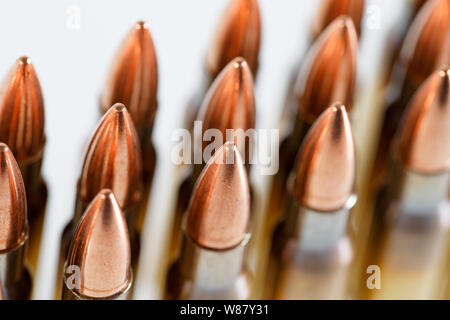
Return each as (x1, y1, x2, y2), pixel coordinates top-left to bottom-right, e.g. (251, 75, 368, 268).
(295, 16, 358, 122)
(311, 0, 365, 38)
(0, 143, 27, 251)
(396, 67, 450, 174)
(206, 0, 261, 78)
(0, 56, 45, 162)
(80, 103, 143, 209)
(293, 103, 355, 211)
(135, 20, 148, 29)
(186, 142, 250, 250)
(198, 57, 256, 159)
(400, 0, 450, 87)
(101, 21, 158, 127)
(66, 189, 131, 298)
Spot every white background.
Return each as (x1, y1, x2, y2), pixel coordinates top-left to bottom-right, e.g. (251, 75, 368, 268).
(0, 0, 408, 299)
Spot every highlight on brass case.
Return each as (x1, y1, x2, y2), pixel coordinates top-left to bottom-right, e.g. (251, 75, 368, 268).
(1, 0, 449, 303)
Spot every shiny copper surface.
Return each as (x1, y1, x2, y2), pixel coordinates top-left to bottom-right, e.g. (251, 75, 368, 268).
(186, 142, 250, 250)
(79, 103, 143, 209)
(206, 0, 261, 78)
(0, 143, 27, 251)
(396, 68, 450, 174)
(311, 0, 365, 38)
(293, 104, 355, 211)
(295, 16, 358, 122)
(400, 0, 450, 88)
(198, 57, 256, 160)
(0, 57, 45, 162)
(66, 189, 131, 298)
(101, 21, 158, 127)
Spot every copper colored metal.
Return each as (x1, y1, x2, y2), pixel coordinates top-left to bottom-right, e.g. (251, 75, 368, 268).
(56, 104, 142, 298)
(198, 57, 256, 163)
(185, 142, 250, 250)
(382, 0, 430, 85)
(266, 106, 356, 299)
(101, 21, 158, 128)
(293, 103, 355, 211)
(295, 16, 358, 122)
(79, 104, 143, 211)
(399, 0, 450, 89)
(206, 0, 261, 79)
(166, 142, 252, 299)
(311, 0, 365, 39)
(373, 0, 450, 185)
(63, 189, 132, 300)
(0, 57, 44, 160)
(100, 20, 158, 238)
(0, 144, 27, 252)
(0, 143, 31, 300)
(0, 56, 47, 274)
(170, 57, 255, 260)
(396, 68, 450, 174)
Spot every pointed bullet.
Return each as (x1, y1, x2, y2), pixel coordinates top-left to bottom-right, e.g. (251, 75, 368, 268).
(206, 0, 261, 79)
(101, 21, 158, 128)
(293, 103, 355, 211)
(400, 0, 450, 89)
(64, 189, 131, 299)
(0, 143, 28, 252)
(0, 143, 31, 299)
(0, 56, 47, 273)
(295, 16, 358, 122)
(396, 67, 450, 174)
(79, 103, 143, 211)
(56, 104, 142, 298)
(0, 56, 45, 162)
(186, 142, 250, 250)
(166, 142, 252, 299)
(198, 57, 256, 162)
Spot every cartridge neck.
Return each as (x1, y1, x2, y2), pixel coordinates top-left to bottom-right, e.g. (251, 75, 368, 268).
(391, 165, 449, 217)
(286, 195, 356, 252)
(178, 233, 249, 291)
